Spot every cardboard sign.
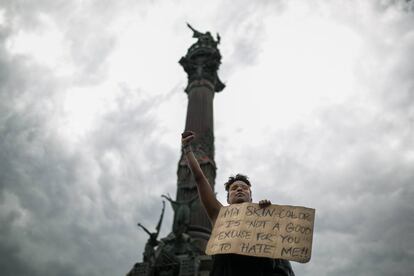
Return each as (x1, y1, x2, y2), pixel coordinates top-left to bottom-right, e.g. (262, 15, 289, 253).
(205, 203, 315, 263)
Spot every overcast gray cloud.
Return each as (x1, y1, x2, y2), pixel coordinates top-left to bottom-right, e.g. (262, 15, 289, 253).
(0, 0, 413, 275)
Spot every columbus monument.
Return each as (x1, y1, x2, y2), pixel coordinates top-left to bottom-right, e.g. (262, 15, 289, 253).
(127, 24, 224, 276)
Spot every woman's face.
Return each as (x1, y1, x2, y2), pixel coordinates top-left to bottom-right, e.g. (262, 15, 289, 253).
(227, 180, 252, 204)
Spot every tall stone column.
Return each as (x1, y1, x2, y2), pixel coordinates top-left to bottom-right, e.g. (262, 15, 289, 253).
(126, 25, 224, 276)
(176, 24, 225, 250)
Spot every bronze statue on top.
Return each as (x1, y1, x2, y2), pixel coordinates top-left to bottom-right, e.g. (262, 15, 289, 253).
(186, 23, 220, 46)
(180, 23, 225, 93)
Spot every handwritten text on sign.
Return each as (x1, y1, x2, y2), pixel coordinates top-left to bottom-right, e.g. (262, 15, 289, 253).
(206, 203, 315, 263)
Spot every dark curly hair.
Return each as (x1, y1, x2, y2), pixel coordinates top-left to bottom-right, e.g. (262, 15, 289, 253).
(224, 173, 251, 191)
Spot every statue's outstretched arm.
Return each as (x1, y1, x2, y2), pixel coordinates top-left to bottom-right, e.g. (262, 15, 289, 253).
(186, 22, 196, 32)
(155, 201, 165, 236)
(161, 194, 174, 203)
(137, 223, 152, 236)
(186, 22, 203, 38)
(161, 194, 179, 211)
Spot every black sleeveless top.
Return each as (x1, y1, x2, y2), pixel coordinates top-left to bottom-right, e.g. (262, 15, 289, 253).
(210, 254, 295, 276)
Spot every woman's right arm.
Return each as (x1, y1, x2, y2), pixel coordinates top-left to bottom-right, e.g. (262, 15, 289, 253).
(182, 131, 222, 224)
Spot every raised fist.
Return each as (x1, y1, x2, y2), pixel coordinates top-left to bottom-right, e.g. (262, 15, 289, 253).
(181, 131, 195, 147)
(259, 199, 271, 209)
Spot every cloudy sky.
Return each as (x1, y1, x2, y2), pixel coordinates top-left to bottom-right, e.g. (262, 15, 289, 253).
(1, 0, 413, 275)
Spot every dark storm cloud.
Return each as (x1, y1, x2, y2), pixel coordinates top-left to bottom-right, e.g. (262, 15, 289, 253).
(0, 57, 175, 275)
(0, 43, 90, 275)
(0, 38, 175, 274)
(0, 1, 176, 275)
